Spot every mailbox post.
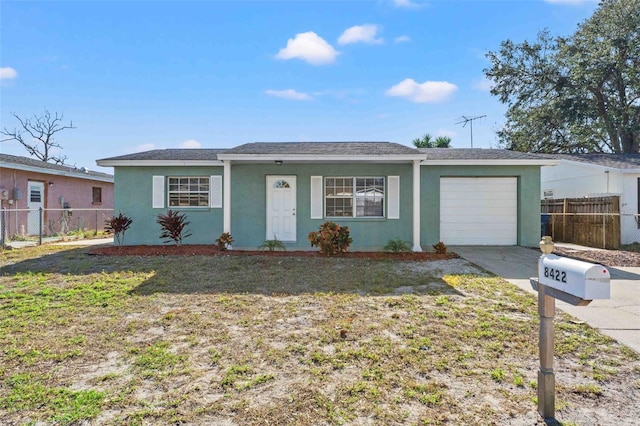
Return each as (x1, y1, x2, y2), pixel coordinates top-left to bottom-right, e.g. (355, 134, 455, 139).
(530, 237, 610, 420)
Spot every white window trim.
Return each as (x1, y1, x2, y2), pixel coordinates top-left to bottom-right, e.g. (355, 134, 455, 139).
(167, 176, 211, 208)
(324, 176, 386, 218)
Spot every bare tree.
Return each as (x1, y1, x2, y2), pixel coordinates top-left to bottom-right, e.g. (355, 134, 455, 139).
(1, 110, 76, 164)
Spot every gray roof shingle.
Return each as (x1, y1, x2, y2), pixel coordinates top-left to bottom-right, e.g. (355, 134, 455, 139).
(225, 142, 421, 156)
(419, 148, 552, 161)
(97, 149, 227, 162)
(549, 153, 640, 170)
(1, 153, 113, 179)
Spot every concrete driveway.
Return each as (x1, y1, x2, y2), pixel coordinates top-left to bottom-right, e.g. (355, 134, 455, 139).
(451, 245, 640, 354)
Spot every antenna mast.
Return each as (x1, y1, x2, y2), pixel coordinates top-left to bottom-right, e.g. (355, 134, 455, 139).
(455, 115, 486, 148)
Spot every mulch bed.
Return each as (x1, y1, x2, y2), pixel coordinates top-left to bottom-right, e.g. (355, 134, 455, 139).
(89, 245, 457, 261)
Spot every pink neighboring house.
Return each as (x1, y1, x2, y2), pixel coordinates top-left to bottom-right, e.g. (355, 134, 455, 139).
(0, 153, 114, 237)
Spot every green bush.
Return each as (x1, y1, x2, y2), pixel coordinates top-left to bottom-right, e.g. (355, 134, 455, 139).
(156, 210, 192, 246)
(384, 239, 411, 253)
(215, 232, 234, 251)
(259, 238, 286, 252)
(432, 241, 447, 254)
(308, 222, 352, 255)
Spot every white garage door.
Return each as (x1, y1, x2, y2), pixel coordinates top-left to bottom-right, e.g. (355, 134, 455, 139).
(440, 177, 517, 245)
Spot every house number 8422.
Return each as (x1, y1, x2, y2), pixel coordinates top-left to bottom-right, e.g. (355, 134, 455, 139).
(544, 267, 567, 283)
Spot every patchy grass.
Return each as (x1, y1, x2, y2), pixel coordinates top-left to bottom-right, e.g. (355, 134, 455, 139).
(0, 245, 638, 425)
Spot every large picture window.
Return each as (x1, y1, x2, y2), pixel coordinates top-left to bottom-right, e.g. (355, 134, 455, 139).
(325, 177, 385, 218)
(168, 177, 210, 207)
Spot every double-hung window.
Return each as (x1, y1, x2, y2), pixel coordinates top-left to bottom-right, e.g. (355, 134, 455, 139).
(168, 177, 210, 207)
(325, 177, 385, 218)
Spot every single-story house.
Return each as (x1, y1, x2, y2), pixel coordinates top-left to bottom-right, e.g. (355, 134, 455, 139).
(541, 153, 640, 245)
(0, 153, 114, 237)
(96, 143, 556, 250)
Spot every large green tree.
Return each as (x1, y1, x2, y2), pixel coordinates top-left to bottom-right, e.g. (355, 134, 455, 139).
(485, 0, 640, 154)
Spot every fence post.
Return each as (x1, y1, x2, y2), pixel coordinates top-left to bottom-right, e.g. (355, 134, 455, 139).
(603, 214, 606, 249)
(1, 208, 5, 247)
(38, 207, 43, 245)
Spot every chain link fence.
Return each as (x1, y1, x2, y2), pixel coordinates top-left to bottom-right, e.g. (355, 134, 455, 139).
(1, 207, 114, 246)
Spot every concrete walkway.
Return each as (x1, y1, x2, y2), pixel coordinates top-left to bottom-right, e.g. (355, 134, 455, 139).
(5, 237, 113, 248)
(451, 245, 640, 354)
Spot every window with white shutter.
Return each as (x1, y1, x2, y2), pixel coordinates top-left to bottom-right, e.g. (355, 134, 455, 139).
(152, 176, 165, 208)
(310, 176, 323, 219)
(210, 175, 222, 208)
(387, 176, 400, 219)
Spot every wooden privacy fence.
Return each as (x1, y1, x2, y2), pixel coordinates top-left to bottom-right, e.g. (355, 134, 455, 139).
(541, 196, 620, 249)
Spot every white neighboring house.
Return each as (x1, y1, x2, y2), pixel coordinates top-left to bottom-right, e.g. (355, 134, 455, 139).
(540, 154, 640, 245)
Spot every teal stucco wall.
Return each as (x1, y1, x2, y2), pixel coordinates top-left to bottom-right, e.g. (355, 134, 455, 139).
(230, 163, 414, 250)
(419, 165, 542, 247)
(113, 166, 224, 245)
(113, 162, 541, 248)
(113, 163, 414, 249)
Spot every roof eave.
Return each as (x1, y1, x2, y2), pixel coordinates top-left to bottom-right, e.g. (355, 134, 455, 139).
(1, 162, 113, 182)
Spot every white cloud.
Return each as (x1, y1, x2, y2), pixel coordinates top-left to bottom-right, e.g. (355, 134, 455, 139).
(392, 0, 426, 9)
(135, 143, 156, 152)
(385, 78, 457, 103)
(179, 139, 201, 148)
(338, 24, 383, 45)
(265, 89, 312, 101)
(394, 35, 411, 43)
(275, 32, 339, 65)
(473, 77, 493, 92)
(0, 67, 18, 79)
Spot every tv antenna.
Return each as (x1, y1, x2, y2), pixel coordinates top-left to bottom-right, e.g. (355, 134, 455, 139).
(455, 115, 486, 148)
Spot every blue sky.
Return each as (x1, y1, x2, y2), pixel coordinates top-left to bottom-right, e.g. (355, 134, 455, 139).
(1, 0, 599, 171)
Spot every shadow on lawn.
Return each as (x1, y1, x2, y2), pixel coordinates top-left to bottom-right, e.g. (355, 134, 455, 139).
(1, 246, 467, 297)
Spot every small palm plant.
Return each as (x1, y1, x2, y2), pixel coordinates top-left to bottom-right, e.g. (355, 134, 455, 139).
(384, 239, 411, 253)
(259, 238, 286, 252)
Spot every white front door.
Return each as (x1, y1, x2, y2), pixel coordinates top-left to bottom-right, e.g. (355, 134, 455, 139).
(266, 176, 296, 242)
(27, 181, 45, 235)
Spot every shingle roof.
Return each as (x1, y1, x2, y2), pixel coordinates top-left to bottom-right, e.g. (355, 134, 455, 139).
(0, 153, 113, 180)
(225, 142, 421, 156)
(549, 153, 640, 170)
(419, 148, 552, 161)
(97, 149, 227, 162)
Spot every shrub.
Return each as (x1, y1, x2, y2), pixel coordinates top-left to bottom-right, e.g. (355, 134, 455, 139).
(104, 213, 133, 246)
(259, 238, 286, 252)
(215, 232, 234, 251)
(384, 239, 411, 253)
(156, 210, 192, 246)
(308, 221, 352, 255)
(432, 241, 447, 254)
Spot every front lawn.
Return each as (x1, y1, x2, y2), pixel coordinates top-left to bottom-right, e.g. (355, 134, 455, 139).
(1, 245, 638, 425)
